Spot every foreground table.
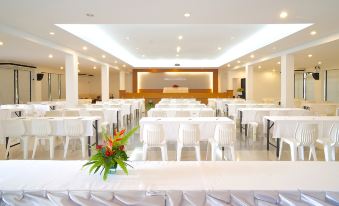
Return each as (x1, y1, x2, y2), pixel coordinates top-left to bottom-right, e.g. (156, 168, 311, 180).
(0, 161, 338, 205)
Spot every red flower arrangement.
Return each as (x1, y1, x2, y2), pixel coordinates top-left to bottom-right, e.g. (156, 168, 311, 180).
(83, 126, 139, 180)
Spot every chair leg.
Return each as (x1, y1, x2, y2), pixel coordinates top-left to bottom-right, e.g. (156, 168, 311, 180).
(230, 146, 235, 161)
(324, 145, 330, 161)
(309, 145, 317, 161)
(63, 136, 70, 159)
(160, 145, 168, 161)
(4, 138, 11, 159)
(142, 144, 148, 161)
(32, 137, 39, 159)
(49, 137, 55, 160)
(278, 140, 284, 160)
(195, 145, 201, 161)
(21, 138, 28, 160)
(331, 146, 336, 161)
(298, 146, 304, 161)
(80, 137, 86, 159)
(176, 144, 182, 161)
(290, 144, 297, 161)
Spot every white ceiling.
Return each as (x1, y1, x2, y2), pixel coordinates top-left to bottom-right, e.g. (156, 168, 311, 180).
(0, 0, 339, 70)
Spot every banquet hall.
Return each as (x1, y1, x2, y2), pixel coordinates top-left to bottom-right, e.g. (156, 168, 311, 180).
(0, 0, 339, 205)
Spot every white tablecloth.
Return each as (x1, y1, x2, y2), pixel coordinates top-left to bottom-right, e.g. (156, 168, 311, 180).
(208, 98, 246, 111)
(140, 117, 234, 141)
(239, 108, 312, 124)
(264, 116, 339, 140)
(147, 108, 215, 117)
(0, 161, 338, 206)
(60, 108, 120, 124)
(227, 103, 277, 119)
(301, 103, 339, 116)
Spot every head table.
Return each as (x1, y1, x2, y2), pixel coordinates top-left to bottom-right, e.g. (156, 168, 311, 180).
(0, 161, 338, 206)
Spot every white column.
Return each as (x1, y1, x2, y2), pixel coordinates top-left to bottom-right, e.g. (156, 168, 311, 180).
(245, 65, 254, 100)
(119, 71, 126, 91)
(101, 64, 109, 102)
(281, 54, 294, 107)
(65, 53, 78, 106)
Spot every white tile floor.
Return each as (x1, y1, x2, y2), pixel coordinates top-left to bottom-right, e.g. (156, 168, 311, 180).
(1, 120, 337, 161)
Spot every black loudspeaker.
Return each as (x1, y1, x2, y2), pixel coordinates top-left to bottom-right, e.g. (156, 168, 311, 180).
(312, 72, 319, 80)
(36, 73, 44, 81)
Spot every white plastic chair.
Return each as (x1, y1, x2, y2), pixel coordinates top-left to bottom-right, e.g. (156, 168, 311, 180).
(177, 123, 200, 161)
(279, 123, 318, 161)
(1, 119, 28, 159)
(206, 124, 236, 161)
(89, 110, 109, 133)
(31, 119, 54, 159)
(247, 111, 268, 141)
(142, 124, 168, 161)
(63, 119, 86, 159)
(175, 111, 191, 117)
(317, 123, 339, 161)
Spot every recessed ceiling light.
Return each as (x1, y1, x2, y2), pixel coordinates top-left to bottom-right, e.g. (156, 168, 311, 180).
(86, 13, 94, 17)
(176, 46, 181, 53)
(48, 54, 53, 58)
(0, 41, 3, 46)
(142, 54, 145, 57)
(227, 64, 231, 68)
(310, 30, 317, 36)
(280, 11, 288, 19)
(178, 35, 183, 40)
(277, 61, 281, 65)
(82, 46, 88, 50)
(122, 64, 126, 67)
(114, 60, 118, 64)
(184, 13, 191, 17)
(250, 54, 255, 58)
(176, 54, 179, 57)
(102, 54, 106, 58)
(258, 65, 262, 69)
(136, 47, 139, 50)
(318, 61, 322, 65)
(93, 66, 97, 70)
(125, 36, 130, 40)
(49, 32, 55, 35)
(308, 54, 313, 58)
(217, 47, 222, 50)
(60, 66, 64, 70)
(237, 60, 241, 64)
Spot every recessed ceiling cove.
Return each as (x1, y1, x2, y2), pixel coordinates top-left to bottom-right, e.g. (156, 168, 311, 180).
(57, 24, 310, 68)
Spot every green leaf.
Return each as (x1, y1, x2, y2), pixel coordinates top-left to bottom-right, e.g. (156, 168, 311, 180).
(103, 165, 110, 181)
(82, 161, 95, 168)
(120, 126, 139, 145)
(93, 165, 101, 174)
(115, 158, 128, 175)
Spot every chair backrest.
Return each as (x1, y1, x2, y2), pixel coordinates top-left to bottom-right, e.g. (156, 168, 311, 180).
(294, 123, 317, 146)
(45, 110, 63, 117)
(0, 119, 26, 137)
(143, 124, 165, 145)
(63, 110, 80, 117)
(152, 110, 167, 117)
(31, 119, 51, 136)
(213, 124, 236, 146)
(0, 109, 12, 120)
(175, 110, 191, 117)
(199, 110, 214, 117)
(178, 123, 200, 145)
(329, 123, 339, 146)
(64, 119, 84, 137)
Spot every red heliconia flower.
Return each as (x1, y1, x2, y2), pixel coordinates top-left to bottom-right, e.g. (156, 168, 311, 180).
(119, 129, 126, 136)
(119, 145, 125, 151)
(96, 145, 103, 150)
(105, 150, 112, 157)
(108, 139, 113, 147)
(114, 138, 122, 142)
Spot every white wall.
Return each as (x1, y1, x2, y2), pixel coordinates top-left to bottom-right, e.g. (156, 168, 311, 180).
(253, 69, 281, 102)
